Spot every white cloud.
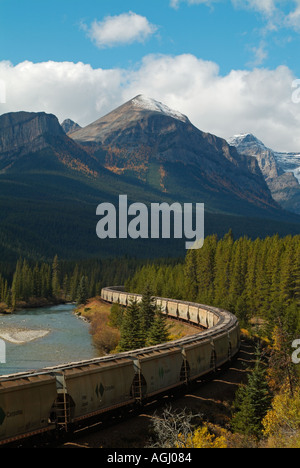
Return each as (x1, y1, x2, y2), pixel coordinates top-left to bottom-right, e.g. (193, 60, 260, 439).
(1, 55, 300, 152)
(122, 54, 300, 152)
(170, 0, 276, 13)
(248, 41, 268, 66)
(286, 0, 300, 31)
(87, 12, 157, 48)
(232, 0, 277, 17)
(0, 60, 125, 126)
(170, 0, 216, 8)
(172, 0, 300, 32)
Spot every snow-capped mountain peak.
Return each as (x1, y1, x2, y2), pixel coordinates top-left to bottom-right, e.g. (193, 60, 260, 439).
(274, 152, 300, 184)
(228, 133, 283, 180)
(132, 95, 189, 123)
(228, 133, 267, 150)
(228, 133, 300, 185)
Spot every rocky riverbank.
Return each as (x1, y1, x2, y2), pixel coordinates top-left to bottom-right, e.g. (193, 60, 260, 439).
(0, 327, 50, 344)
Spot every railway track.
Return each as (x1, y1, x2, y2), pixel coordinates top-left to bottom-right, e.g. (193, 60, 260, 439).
(0, 287, 240, 447)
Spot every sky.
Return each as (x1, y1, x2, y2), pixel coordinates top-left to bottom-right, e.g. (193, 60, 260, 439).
(1, 0, 300, 151)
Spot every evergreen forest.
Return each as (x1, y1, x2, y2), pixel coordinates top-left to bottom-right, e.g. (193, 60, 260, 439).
(126, 231, 300, 340)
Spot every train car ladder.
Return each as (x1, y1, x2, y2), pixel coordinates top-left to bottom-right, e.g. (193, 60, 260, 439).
(180, 359, 190, 385)
(131, 372, 143, 402)
(210, 342, 217, 372)
(52, 393, 71, 432)
(131, 359, 147, 402)
(52, 372, 71, 432)
(180, 350, 191, 385)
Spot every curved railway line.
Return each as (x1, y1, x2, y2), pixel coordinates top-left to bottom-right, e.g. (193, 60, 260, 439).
(0, 287, 240, 447)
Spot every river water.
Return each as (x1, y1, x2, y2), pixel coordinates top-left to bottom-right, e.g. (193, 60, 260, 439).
(0, 303, 99, 376)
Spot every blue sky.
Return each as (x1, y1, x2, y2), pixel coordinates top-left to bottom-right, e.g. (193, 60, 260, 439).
(1, 0, 300, 74)
(1, 0, 300, 151)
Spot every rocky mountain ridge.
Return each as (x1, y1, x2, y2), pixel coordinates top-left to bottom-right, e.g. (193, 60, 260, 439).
(228, 133, 300, 215)
(70, 95, 278, 212)
(0, 111, 64, 156)
(274, 151, 300, 184)
(0, 111, 99, 176)
(61, 118, 82, 135)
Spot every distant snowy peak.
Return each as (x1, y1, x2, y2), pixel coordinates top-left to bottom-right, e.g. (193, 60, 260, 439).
(132, 95, 189, 123)
(228, 133, 284, 181)
(228, 133, 267, 151)
(228, 133, 300, 186)
(274, 152, 300, 184)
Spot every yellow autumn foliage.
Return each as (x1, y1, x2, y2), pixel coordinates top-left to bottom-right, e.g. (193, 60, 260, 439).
(262, 387, 300, 448)
(177, 425, 227, 449)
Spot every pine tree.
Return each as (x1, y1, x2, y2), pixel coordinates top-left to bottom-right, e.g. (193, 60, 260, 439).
(62, 274, 69, 300)
(278, 238, 295, 307)
(6, 289, 12, 309)
(146, 307, 169, 346)
(213, 232, 233, 309)
(11, 259, 22, 303)
(21, 259, 33, 300)
(77, 275, 88, 305)
(109, 303, 124, 329)
(33, 263, 41, 297)
(232, 347, 272, 438)
(268, 322, 299, 395)
(140, 284, 156, 330)
(184, 249, 198, 301)
(117, 299, 145, 352)
(196, 234, 217, 304)
(294, 238, 300, 306)
(52, 255, 60, 298)
(70, 264, 80, 301)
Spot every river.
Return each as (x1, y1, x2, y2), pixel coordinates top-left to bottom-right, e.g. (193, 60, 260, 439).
(0, 303, 99, 376)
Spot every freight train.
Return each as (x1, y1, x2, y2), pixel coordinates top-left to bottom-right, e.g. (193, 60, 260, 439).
(0, 287, 240, 446)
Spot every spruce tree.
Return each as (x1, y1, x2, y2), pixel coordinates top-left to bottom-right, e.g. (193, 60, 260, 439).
(232, 347, 272, 438)
(6, 289, 12, 309)
(109, 303, 124, 329)
(146, 307, 169, 346)
(52, 255, 60, 298)
(213, 231, 234, 308)
(140, 284, 156, 330)
(184, 249, 198, 301)
(117, 299, 145, 352)
(196, 234, 217, 304)
(70, 265, 79, 301)
(11, 259, 22, 303)
(77, 275, 88, 305)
